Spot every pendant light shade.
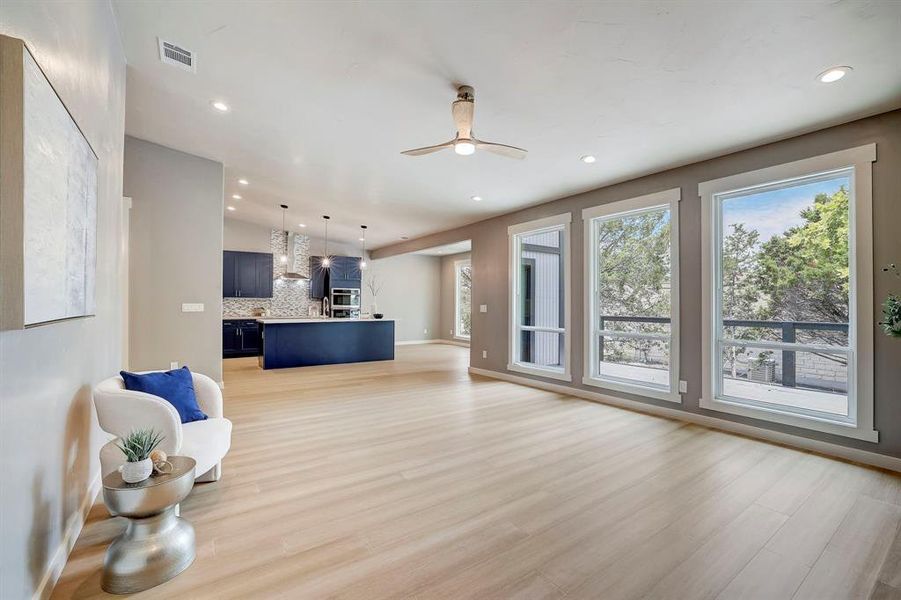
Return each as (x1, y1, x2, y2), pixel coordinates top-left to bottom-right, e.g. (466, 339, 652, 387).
(279, 205, 289, 271)
(321, 215, 331, 267)
(360, 225, 367, 269)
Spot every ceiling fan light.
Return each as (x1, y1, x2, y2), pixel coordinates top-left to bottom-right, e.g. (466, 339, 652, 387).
(454, 141, 475, 156)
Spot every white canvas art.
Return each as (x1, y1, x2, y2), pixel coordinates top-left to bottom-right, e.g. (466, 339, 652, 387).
(22, 47, 97, 326)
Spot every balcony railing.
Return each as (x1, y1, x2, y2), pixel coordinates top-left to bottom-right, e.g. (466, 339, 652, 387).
(598, 316, 849, 388)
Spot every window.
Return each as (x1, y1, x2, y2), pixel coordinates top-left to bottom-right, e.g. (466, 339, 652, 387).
(508, 213, 571, 381)
(583, 189, 681, 402)
(700, 145, 877, 441)
(454, 259, 472, 339)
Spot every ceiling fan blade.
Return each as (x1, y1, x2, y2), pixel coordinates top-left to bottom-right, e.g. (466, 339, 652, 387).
(474, 139, 528, 160)
(452, 99, 474, 138)
(400, 141, 454, 156)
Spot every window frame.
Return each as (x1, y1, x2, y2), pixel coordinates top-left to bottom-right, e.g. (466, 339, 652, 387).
(507, 212, 572, 382)
(582, 188, 682, 403)
(454, 258, 472, 340)
(699, 144, 877, 442)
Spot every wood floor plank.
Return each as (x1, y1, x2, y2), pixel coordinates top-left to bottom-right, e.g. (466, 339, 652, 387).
(48, 345, 901, 600)
(793, 496, 901, 600)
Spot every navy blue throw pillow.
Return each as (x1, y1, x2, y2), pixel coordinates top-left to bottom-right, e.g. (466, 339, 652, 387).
(120, 366, 208, 424)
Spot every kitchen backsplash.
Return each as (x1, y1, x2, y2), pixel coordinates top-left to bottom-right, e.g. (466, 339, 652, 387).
(222, 229, 315, 318)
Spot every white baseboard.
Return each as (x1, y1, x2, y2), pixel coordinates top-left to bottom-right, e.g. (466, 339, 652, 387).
(396, 339, 469, 347)
(33, 471, 102, 600)
(469, 367, 901, 473)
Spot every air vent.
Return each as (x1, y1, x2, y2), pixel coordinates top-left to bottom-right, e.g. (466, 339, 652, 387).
(158, 38, 195, 72)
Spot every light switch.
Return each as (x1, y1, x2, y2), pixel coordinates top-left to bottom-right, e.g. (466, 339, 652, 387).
(170, 361, 179, 370)
(182, 303, 205, 312)
(479, 304, 488, 313)
(679, 380, 687, 393)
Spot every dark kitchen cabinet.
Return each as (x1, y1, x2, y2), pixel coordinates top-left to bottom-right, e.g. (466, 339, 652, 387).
(223, 251, 273, 298)
(223, 319, 260, 358)
(309, 255, 362, 299)
(310, 256, 328, 299)
(330, 256, 362, 290)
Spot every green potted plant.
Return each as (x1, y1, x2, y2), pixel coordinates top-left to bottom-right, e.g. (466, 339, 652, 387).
(880, 264, 901, 338)
(116, 429, 165, 483)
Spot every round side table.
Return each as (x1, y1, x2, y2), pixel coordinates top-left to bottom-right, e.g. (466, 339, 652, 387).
(101, 456, 196, 594)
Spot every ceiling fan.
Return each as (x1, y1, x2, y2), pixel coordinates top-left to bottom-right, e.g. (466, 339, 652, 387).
(401, 85, 527, 160)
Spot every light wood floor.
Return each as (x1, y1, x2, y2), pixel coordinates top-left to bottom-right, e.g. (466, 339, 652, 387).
(52, 345, 901, 599)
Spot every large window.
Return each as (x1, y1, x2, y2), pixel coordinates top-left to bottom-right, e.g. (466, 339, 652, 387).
(583, 189, 681, 402)
(454, 259, 472, 339)
(700, 145, 876, 441)
(508, 213, 571, 381)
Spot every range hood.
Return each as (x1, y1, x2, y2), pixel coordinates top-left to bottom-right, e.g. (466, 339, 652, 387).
(283, 231, 310, 280)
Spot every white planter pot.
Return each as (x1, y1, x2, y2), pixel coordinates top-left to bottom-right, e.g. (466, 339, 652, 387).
(121, 458, 154, 484)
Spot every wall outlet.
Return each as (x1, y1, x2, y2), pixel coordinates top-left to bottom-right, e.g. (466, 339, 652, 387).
(424, 328, 429, 335)
(482, 350, 487, 359)
(182, 303, 204, 312)
(170, 361, 179, 370)
(479, 304, 488, 313)
(679, 380, 688, 393)
(450, 329, 454, 336)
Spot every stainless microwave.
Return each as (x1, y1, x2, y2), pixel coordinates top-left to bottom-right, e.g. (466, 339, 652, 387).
(330, 288, 360, 308)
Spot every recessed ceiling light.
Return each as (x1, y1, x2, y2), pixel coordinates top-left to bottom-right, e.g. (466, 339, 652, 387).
(359, 237, 365, 241)
(471, 195, 482, 202)
(237, 178, 249, 185)
(298, 223, 306, 228)
(211, 100, 229, 112)
(580, 155, 596, 164)
(232, 194, 242, 200)
(226, 205, 236, 211)
(817, 66, 852, 83)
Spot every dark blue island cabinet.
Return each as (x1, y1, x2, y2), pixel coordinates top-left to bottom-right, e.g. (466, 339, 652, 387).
(258, 319, 395, 369)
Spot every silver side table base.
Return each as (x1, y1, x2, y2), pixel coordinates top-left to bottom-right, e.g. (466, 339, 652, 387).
(102, 456, 197, 594)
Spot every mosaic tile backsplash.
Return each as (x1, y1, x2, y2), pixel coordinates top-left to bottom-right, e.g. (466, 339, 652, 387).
(222, 229, 316, 318)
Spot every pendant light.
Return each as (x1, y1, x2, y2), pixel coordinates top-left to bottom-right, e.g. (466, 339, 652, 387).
(321, 215, 331, 267)
(360, 225, 368, 269)
(279, 204, 289, 264)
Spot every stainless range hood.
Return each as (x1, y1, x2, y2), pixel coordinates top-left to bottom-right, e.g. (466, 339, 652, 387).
(283, 231, 310, 280)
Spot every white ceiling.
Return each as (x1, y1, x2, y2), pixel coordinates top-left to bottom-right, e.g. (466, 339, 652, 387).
(113, 1, 901, 248)
(412, 240, 472, 257)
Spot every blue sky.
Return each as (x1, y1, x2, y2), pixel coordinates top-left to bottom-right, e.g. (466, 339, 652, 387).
(722, 176, 849, 243)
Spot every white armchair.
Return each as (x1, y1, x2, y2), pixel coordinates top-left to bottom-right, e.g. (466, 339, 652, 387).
(94, 371, 232, 483)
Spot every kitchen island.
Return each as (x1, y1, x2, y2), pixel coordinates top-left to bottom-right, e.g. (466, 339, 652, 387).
(257, 318, 395, 369)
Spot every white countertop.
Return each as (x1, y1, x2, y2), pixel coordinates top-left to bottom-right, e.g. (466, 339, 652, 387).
(255, 318, 394, 324)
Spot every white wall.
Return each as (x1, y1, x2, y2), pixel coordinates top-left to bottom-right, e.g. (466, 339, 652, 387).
(126, 137, 224, 383)
(0, 2, 126, 598)
(368, 254, 441, 342)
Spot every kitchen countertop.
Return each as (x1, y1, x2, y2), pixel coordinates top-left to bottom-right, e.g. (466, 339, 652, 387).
(255, 318, 394, 324)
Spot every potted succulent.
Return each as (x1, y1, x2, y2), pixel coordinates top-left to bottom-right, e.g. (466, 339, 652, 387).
(880, 264, 901, 338)
(116, 429, 165, 483)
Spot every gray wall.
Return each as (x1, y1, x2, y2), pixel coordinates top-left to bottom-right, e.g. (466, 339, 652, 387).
(373, 109, 901, 458)
(0, 3, 126, 598)
(440, 252, 471, 343)
(126, 137, 224, 382)
(369, 254, 441, 342)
